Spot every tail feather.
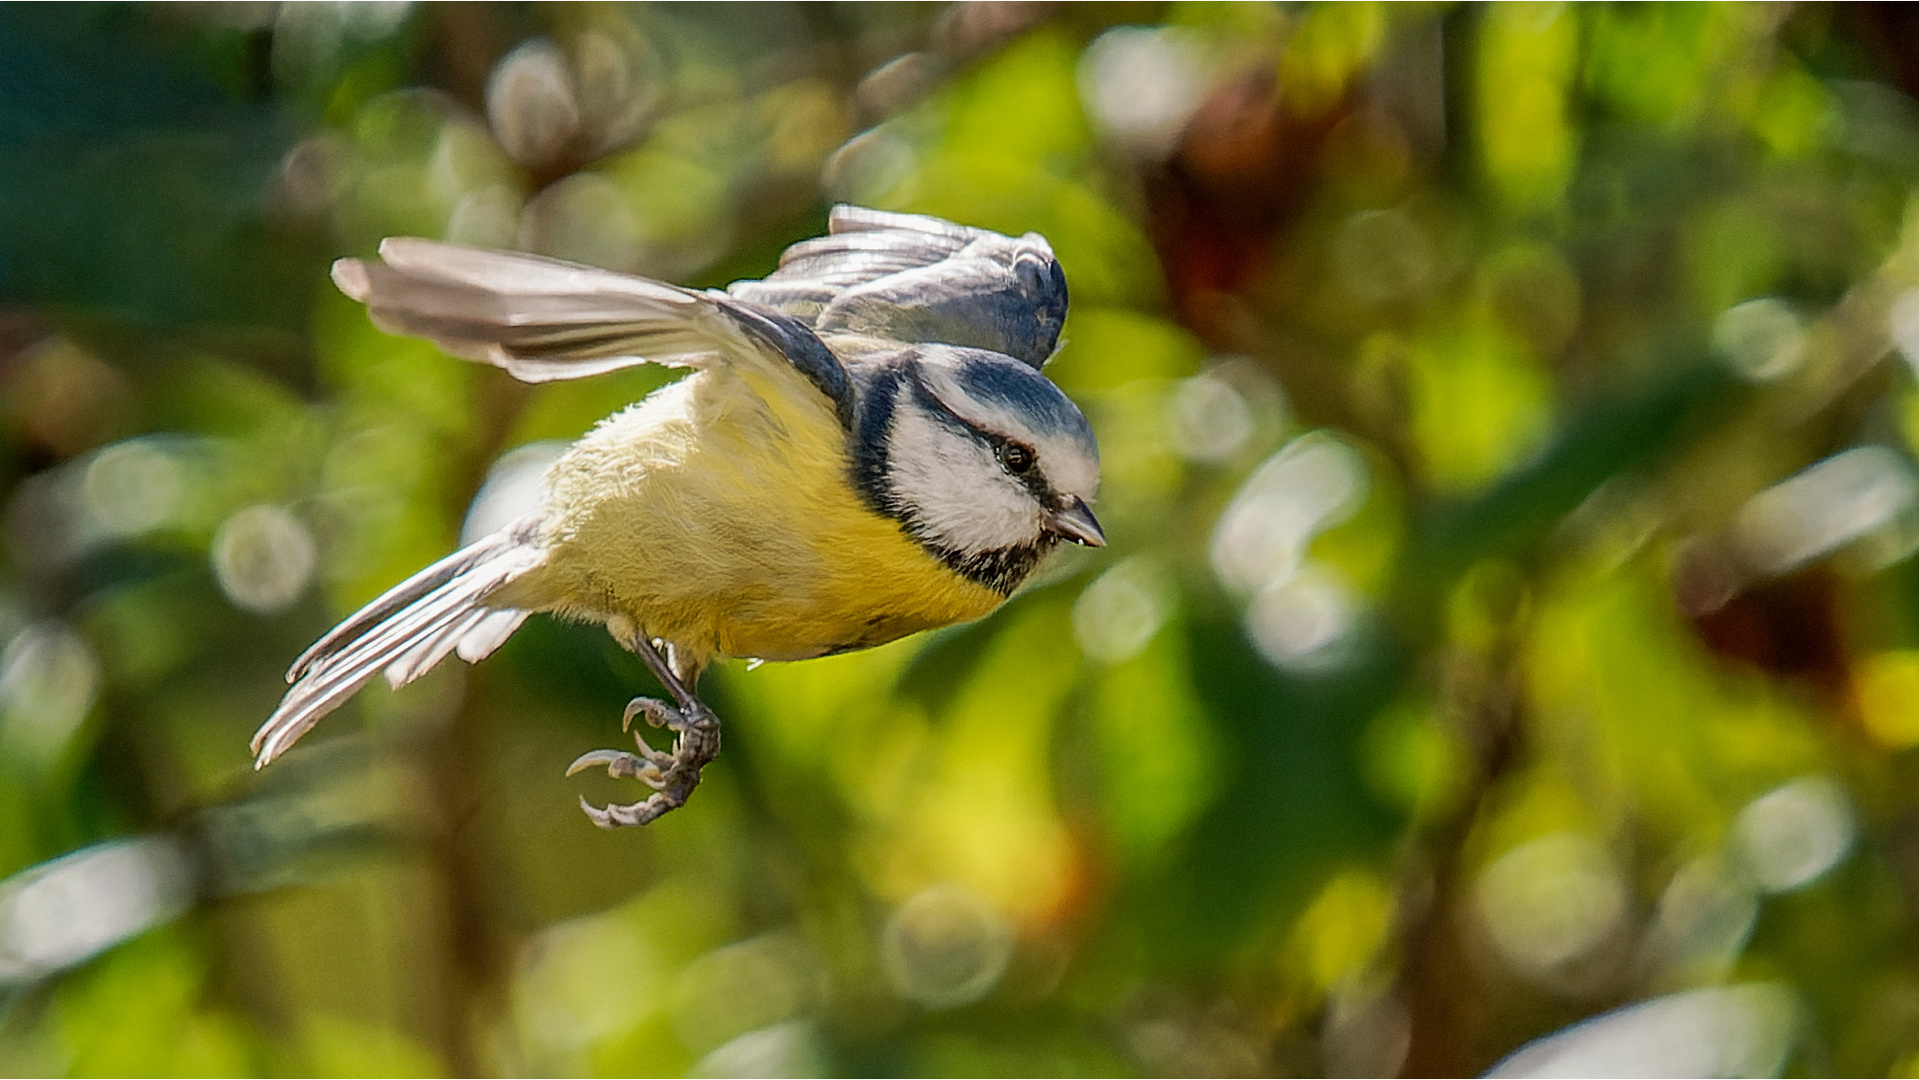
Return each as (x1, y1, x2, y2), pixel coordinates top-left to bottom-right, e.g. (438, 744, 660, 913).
(254, 573, 511, 766)
(286, 528, 523, 682)
(383, 607, 492, 689)
(457, 609, 528, 664)
(253, 520, 545, 767)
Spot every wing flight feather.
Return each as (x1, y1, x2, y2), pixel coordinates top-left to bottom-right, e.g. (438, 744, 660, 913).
(330, 239, 851, 408)
(728, 205, 1068, 368)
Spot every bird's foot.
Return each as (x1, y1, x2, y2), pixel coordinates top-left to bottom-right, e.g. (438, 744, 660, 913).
(568, 697, 720, 828)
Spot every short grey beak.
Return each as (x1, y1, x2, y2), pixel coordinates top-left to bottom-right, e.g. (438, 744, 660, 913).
(1046, 497, 1106, 547)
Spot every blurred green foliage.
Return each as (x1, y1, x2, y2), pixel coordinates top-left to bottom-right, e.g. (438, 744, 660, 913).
(10, 2, 1919, 1076)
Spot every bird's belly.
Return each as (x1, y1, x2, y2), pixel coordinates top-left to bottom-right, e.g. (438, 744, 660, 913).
(709, 544, 1004, 661)
(642, 506, 1005, 662)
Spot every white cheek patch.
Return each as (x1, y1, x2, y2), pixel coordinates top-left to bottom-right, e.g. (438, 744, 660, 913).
(887, 403, 1042, 552)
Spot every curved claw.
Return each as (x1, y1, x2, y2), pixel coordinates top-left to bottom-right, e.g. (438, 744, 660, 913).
(567, 747, 667, 788)
(567, 748, 627, 777)
(579, 795, 618, 829)
(623, 696, 681, 731)
(578, 793, 677, 829)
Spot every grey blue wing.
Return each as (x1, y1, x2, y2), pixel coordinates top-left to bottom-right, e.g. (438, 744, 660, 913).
(331, 239, 855, 424)
(726, 205, 1069, 369)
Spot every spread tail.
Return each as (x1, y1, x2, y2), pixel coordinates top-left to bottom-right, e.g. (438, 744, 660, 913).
(250, 518, 545, 767)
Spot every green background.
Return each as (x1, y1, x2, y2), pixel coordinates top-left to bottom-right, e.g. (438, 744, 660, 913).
(4, 3, 1919, 1076)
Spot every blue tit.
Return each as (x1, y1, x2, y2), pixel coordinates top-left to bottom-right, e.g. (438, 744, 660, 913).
(249, 206, 1104, 827)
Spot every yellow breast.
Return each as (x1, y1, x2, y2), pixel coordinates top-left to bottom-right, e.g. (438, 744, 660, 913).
(514, 365, 1006, 667)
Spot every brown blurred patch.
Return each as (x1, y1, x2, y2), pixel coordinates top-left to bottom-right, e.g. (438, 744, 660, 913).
(425, 1, 510, 115)
(1, 330, 137, 462)
(1143, 69, 1351, 347)
(1685, 564, 1853, 703)
(1838, 5, 1919, 102)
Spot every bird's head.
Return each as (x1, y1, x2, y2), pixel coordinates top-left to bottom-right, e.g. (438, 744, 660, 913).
(857, 346, 1103, 595)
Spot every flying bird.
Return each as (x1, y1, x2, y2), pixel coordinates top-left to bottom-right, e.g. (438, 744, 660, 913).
(250, 206, 1104, 827)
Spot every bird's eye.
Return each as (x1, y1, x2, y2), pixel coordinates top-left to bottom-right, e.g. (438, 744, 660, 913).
(999, 442, 1035, 474)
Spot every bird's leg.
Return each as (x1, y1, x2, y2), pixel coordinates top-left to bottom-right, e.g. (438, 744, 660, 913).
(567, 634, 720, 828)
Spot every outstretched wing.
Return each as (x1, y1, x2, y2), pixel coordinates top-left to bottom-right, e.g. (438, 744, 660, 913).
(727, 205, 1069, 369)
(333, 239, 854, 426)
